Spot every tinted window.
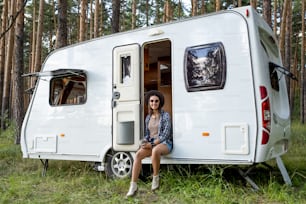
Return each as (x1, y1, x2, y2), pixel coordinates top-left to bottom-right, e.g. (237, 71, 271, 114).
(121, 55, 131, 84)
(184, 42, 226, 92)
(269, 63, 280, 92)
(50, 73, 86, 106)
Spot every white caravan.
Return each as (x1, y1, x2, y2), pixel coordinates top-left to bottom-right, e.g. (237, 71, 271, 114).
(21, 6, 295, 188)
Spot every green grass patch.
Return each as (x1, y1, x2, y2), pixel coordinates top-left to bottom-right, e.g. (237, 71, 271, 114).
(0, 121, 305, 203)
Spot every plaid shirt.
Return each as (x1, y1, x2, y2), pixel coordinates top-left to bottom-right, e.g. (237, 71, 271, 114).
(144, 110, 173, 147)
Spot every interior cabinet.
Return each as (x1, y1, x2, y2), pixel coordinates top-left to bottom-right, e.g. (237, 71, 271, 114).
(157, 58, 172, 116)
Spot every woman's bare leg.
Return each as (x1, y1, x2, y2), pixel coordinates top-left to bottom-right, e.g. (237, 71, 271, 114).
(131, 148, 152, 182)
(151, 144, 169, 176)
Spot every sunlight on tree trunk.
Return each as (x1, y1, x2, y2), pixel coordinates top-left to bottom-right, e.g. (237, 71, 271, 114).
(34, 0, 44, 73)
(279, 0, 289, 61)
(94, 0, 100, 38)
(90, 0, 94, 39)
(167, 0, 173, 21)
(163, 0, 172, 22)
(79, 0, 87, 41)
(215, 0, 221, 11)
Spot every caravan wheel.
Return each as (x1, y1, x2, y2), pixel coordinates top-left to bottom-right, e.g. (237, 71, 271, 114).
(105, 151, 133, 178)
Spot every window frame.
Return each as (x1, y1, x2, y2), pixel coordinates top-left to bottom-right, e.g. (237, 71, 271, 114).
(184, 42, 227, 92)
(49, 69, 87, 106)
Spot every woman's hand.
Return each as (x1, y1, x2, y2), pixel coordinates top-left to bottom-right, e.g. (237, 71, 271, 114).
(154, 139, 160, 146)
(141, 142, 152, 149)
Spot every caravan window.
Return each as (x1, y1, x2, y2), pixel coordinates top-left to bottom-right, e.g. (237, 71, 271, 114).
(121, 55, 131, 84)
(184, 42, 226, 92)
(49, 73, 87, 106)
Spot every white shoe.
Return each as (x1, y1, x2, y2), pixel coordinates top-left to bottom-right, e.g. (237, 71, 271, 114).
(151, 175, 159, 191)
(126, 182, 137, 197)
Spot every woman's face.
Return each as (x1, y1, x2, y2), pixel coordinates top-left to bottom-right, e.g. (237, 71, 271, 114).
(149, 95, 160, 111)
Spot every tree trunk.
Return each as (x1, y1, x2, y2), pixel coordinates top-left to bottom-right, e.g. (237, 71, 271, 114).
(279, 0, 289, 61)
(79, 0, 87, 41)
(301, 0, 305, 123)
(112, 0, 120, 33)
(99, 1, 104, 36)
(191, 0, 197, 16)
(131, 0, 136, 29)
(0, 0, 8, 125)
(50, 0, 56, 49)
(34, 0, 44, 73)
(146, 0, 149, 26)
(263, 0, 271, 27)
(13, 0, 25, 144)
(273, 0, 277, 36)
(1, 0, 16, 129)
(215, 0, 221, 11)
(284, 0, 292, 103)
(200, 0, 205, 15)
(238, 0, 242, 7)
(89, 0, 94, 39)
(30, 0, 36, 74)
(56, 0, 68, 48)
(163, 1, 168, 22)
(94, 0, 100, 37)
(51, 0, 57, 31)
(250, 0, 257, 9)
(290, 40, 299, 116)
(166, 0, 172, 22)
(284, 0, 292, 73)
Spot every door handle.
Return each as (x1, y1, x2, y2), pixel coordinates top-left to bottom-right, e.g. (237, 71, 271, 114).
(112, 100, 117, 108)
(113, 91, 120, 100)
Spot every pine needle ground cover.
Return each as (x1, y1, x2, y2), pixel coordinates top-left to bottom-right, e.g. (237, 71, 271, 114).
(0, 122, 305, 204)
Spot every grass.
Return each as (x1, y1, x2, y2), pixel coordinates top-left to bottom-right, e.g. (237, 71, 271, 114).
(0, 121, 305, 204)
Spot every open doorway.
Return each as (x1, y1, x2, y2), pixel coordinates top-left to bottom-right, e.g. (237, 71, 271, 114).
(143, 40, 172, 117)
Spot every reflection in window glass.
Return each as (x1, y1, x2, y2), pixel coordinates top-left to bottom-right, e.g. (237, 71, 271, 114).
(121, 55, 131, 84)
(258, 27, 279, 58)
(184, 42, 226, 92)
(50, 73, 86, 106)
(160, 63, 171, 86)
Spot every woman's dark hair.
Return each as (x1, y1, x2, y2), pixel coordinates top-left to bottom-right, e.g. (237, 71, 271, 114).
(145, 90, 164, 114)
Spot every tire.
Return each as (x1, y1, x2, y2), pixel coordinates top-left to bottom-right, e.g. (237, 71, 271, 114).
(105, 151, 133, 178)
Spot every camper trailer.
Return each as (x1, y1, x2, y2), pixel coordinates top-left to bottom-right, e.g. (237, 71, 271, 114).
(21, 6, 294, 187)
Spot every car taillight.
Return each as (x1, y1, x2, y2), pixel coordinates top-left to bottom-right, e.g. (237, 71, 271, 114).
(260, 86, 271, 144)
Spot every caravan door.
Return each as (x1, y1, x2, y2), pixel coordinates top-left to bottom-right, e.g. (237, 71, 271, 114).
(112, 44, 141, 151)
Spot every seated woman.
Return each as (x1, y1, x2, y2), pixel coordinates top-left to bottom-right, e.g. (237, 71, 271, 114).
(126, 90, 173, 197)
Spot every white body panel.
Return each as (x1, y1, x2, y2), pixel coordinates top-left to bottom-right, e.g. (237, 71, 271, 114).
(21, 6, 290, 166)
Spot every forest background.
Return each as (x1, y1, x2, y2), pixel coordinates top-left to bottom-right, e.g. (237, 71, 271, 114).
(0, 0, 305, 144)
